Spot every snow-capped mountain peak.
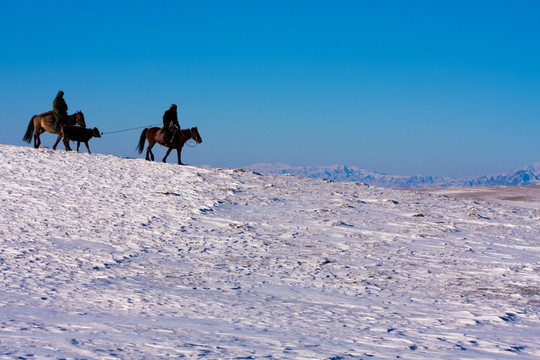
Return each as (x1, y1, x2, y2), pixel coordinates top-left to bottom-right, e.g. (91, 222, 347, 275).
(246, 163, 540, 188)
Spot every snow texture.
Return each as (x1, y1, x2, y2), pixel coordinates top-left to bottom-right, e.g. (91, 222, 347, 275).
(1, 144, 540, 359)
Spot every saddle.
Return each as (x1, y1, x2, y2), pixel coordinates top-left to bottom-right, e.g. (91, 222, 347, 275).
(156, 129, 166, 143)
(157, 127, 177, 145)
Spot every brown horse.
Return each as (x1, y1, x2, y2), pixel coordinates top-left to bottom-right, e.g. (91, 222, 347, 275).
(23, 111, 86, 149)
(136, 127, 202, 165)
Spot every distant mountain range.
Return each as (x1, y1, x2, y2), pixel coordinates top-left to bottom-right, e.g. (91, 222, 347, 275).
(245, 163, 540, 188)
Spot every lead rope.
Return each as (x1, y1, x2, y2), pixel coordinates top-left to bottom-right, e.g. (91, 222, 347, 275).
(185, 139, 199, 147)
(100, 124, 200, 147)
(100, 124, 161, 136)
(175, 129, 199, 148)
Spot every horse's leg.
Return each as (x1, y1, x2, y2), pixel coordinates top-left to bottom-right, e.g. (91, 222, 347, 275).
(83, 142, 91, 154)
(35, 128, 46, 148)
(53, 134, 63, 150)
(162, 147, 173, 163)
(176, 146, 184, 165)
(146, 140, 155, 161)
(34, 126, 41, 148)
(77, 142, 81, 152)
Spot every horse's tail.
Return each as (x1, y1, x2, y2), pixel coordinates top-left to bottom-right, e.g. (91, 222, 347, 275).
(22, 116, 36, 143)
(136, 128, 148, 154)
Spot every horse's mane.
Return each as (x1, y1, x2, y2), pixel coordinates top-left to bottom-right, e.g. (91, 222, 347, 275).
(36, 110, 82, 117)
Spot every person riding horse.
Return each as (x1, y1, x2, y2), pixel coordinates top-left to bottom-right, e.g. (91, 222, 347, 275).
(162, 104, 180, 145)
(52, 90, 69, 133)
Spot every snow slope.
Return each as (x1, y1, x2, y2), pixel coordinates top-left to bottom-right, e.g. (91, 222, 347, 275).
(412, 185, 540, 210)
(1, 144, 540, 359)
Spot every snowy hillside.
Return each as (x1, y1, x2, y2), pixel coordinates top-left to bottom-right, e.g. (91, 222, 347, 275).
(1, 143, 540, 359)
(246, 163, 540, 188)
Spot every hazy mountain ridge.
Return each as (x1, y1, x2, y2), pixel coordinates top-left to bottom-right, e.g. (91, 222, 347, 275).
(246, 163, 540, 188)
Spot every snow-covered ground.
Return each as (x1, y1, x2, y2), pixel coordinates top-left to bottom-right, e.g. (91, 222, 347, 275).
(411, 186, 540, 210)
(1, 143, 539, 359)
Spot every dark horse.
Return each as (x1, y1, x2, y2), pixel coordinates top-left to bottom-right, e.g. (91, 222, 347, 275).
(23, 111, 86, 149)
(137, 127, 202, 165)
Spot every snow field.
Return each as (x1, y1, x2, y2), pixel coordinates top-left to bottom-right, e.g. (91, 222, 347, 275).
(0, 144, 539, 359)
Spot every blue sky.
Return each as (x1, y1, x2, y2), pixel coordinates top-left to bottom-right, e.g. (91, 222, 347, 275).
(1, 0, 538, 177)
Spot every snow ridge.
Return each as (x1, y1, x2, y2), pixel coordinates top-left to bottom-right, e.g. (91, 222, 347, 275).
(1, 144, 540, 358)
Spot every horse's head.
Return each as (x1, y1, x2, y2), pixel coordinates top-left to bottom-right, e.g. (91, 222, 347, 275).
(92, 127, 101, 138)
(190, 127, 202, 144)
(76, 111, 86, 128)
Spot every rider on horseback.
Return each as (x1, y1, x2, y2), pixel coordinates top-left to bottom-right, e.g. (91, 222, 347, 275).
(162, 104, 180, 145)
(52, 90, 68, 133)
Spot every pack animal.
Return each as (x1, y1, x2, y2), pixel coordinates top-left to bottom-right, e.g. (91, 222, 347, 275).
(61, 126, 101, 153)
(23, 111, 86, 149)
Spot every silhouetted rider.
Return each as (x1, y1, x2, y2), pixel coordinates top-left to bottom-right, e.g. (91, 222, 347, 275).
(162, 104, 180, 145)
(52, 90, 68, 132)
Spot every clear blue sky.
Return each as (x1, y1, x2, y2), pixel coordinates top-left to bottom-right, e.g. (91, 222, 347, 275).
(1, 0, 538, 177)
